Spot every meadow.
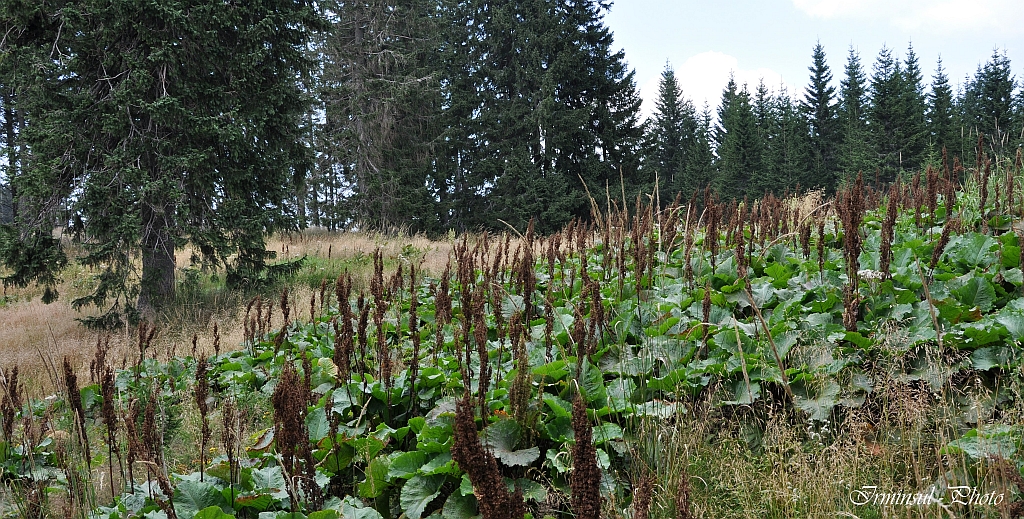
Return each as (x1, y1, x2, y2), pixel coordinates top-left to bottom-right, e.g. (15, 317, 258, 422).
(1, 159, 1023, 519)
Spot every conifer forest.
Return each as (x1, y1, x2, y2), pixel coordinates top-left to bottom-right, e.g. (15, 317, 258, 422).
(2, 1, 1024, 518)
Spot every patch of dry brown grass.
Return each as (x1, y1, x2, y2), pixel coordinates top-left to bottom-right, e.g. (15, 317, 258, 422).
(0, 229, 457, 390)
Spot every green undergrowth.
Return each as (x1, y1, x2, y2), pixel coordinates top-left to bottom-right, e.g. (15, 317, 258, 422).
(3, 177, 1024, 518)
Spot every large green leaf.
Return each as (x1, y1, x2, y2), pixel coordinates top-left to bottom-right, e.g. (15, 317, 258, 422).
(532, 360, 567, 381)
(420, 452, 457, 475)
(949, 233, 998, 268)
(722, 380, 761, 405)
(317, 442, 355, 473)
(416, 422, 453, 454)
(591, 423, 623, 444)
(764, 262, 793, 289)
(606, 378, 636, 412)
(632, 400, 681, 418)
(954, 277, 996, 312)
(509, 478, 548, 502)
(481, 419, 540, 467)
(306, 406, 330, 442)
(565, 359, 607, 404)
(358, 458, 390, 498)
(339, 496, 384, 519)
(971, 346, 1016, 371)
(542, 394, 572, 418)
(251, 466, 288, 499)
(1003, 245, 1021, 268)
(939, 425, 1020, 460)
(996, 311, 1024, 339)
(389, 451, 427, 480)
(442, 492, 478, 519)
(174, 480, 224, 518)
(1005, 268, 1024, 286)
(192, 506, 234, 519)
(400, 474, 444, 519)
(232, 493, 273, 512)
(792, 379, 840, 422)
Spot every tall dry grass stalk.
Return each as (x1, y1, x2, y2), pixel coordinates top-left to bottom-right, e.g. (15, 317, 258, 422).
(194, 351, 211, 482)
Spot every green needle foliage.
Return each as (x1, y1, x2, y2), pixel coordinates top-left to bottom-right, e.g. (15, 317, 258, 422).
(1, 0, 323, 325)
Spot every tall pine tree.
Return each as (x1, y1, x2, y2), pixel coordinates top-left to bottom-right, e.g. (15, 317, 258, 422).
(837, 46, 873, 184)
(897, 43, 928, 172)
(318, 0, 442, 234)
(801, 42, 839, 192)
(769, 88, 813, 193)
(715, 80, 762, 200)
(962, 50, 1015, 157)
(869, 46, 906, 182)
(650, 63, 699, 202)
(926, 56, 958, 159)
(685, 106, 716, 204)
(464, 0, 643, 232)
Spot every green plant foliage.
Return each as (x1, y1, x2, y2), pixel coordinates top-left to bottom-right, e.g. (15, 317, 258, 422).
(5, 172, 1024, 518)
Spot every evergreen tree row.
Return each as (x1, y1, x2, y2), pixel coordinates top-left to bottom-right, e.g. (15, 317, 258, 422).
(651, 43, 1024, 202)
(306, 0, 644, 236)
(2, 1, 1024, 321)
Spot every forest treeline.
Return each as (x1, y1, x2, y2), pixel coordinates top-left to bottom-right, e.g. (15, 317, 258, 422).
(0, 0, 1023, 319)
(2, 2, 1022, 235)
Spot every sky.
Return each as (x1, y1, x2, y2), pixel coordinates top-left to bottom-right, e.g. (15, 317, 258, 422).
(603, 0, 1024, 118)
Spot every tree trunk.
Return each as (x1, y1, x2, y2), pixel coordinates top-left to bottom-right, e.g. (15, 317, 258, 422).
(3, 91, 17, 224)
(296, 165, 307, 228)
(138, 202, 176, 319)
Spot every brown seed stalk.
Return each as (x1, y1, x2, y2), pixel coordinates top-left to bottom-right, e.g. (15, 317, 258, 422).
(880, 188, 898, 278)
(632, 472, 654, 519)
(451, 393, 526, 519)
(930, 217, 957, 270)
(675, 462, 692, 519)
(195, 356, 211, 481)
(570, 394, 601, 519)
(63, 357, 92, 465)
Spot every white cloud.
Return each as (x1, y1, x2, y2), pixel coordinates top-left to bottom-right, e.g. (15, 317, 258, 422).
(640, 51, 796, 119)
(791, 0, 1024, 34)
(791, 0, 870, 18)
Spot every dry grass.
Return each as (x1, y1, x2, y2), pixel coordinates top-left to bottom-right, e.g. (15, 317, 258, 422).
(264, 228, 452, 274)
(0, 229, 457, 391)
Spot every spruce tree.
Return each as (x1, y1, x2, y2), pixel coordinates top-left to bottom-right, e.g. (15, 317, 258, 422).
(962, 50, 1015, 157)
(433, 0, 489, 232)
(319, 0, 442, 234)
(801, 42, 840, 192)
(685, 106, 716, 204)
(897, 43, 929, 171)
(837, 46, 873, 184)
(770, 88, 814, 192)
(927, 57, 958, 159)
(3, 0, 322, 323)
(650, 63, 698, 202)
(461, 0, 642, 232)
(715, 82, 762, 200)
(749, 80, 777, 197)
(869, 46, 905, 182)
